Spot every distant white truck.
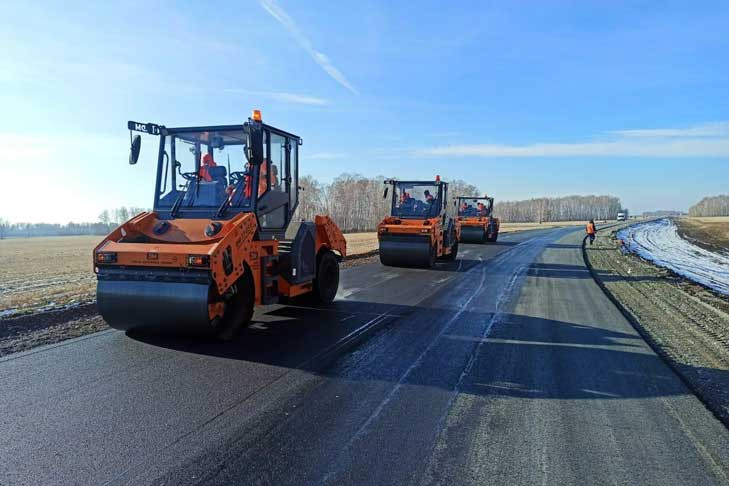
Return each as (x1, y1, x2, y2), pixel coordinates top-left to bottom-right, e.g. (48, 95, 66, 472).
(617, 210, 628, 221)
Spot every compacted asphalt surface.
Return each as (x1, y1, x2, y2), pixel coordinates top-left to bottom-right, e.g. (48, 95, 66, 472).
(2, 227, 729, 485)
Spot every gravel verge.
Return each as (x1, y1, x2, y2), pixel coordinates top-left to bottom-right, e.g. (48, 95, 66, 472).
(584, 223, 729, 427)
(0, 304, 107, 357)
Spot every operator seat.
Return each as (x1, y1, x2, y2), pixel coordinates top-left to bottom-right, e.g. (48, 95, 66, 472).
(207, 166, 228, 186)
(183, 179, 226, 206)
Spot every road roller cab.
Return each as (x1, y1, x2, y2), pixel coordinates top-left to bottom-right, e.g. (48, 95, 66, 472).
(377, 177, 459, 267)
(457, 196, 500, 243)
(94, 111, 346, 339)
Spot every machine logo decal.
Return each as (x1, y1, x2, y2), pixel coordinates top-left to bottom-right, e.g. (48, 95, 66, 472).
(127, 121, 161, 135)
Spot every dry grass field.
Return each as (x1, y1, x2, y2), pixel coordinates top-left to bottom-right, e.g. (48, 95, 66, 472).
(0, 233, 380, 318)
(0, 221, 596, 318)
(0, 236, 98, 317)
(677, 216, 729, 252)
(686, 217, 729, 223)
(344, 232, 378, 255)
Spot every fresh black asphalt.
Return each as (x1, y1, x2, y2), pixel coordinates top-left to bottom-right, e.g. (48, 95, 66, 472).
(1, 227, 728, 485)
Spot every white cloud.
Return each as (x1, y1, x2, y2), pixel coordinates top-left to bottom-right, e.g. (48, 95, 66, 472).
(270, 92, 329, 106)
(258, 0, 359, 95)
(225, 89, 328, 106)
(612, 122, 729, 139)
(415, 122, 729, 158)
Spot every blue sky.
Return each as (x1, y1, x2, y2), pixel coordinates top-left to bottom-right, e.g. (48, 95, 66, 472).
(1, 0, 728, 223)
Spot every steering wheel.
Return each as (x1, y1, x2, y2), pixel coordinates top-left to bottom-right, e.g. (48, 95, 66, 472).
(229, 171, 247, 186)
(180, 171, 198, 182)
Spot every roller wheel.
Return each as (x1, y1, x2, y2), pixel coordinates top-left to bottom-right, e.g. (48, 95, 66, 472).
(213, 272, 254, 341)
(487, 230, 499, 243)
(442, 240, 458, 261)
(426, 244, 436, 268)
(313, 250, 340, 304)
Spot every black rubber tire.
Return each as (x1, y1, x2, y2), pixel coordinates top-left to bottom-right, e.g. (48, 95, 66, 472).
(213, 272, 254, 341)
(426, 244, 436, 268)
(313, 251, 340, 304)
(442, 240, 458, 261)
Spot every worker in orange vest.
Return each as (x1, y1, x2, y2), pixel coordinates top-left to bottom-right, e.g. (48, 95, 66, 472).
(586, 219, 597, 245)
(199, 153, 217, 182)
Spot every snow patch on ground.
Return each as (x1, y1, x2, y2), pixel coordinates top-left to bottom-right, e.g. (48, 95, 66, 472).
(618, 218, 729, 296)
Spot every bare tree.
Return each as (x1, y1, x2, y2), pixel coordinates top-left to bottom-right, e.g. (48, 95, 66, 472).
(129, 207, 150, 217)
(98, 210, 111, 228)
(689, 195, 729, 217)
(113, 207, 130, 225)
(294, 175, 327, 222)
(445, 178, 480, 207)
(494, 195, 622, 223)
(324, 174, 392, 232)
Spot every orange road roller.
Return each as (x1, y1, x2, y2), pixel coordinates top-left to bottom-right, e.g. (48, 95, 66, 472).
(457, 195, 500, 243)
(377, 177, 459, 268)
(94, 111, 346, 339)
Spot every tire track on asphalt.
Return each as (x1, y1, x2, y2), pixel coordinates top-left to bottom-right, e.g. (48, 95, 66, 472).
(322, 233, 557, 484)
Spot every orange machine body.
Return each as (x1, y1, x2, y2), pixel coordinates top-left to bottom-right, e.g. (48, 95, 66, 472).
(456, 196, 500, 243)
(98, 114, 347, 337)
(457, 215, 500, 233)
(377, 216, 459, 259)
(94, 211, 346, 307)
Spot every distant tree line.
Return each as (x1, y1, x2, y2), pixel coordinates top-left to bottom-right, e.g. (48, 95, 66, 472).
(0, 173, 624, 238)
(294, 174, 618, 230)
(689, 195, 729, 217)
(96, 207, 149, 228)
(294, 174, 480, 233)
(0, 221, 112, 239)
(641, 210, 686, 218)
(0, 207, 148, 239)
(493, 195, 623, 223)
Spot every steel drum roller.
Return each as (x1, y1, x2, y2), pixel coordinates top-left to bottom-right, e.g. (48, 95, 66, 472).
(97, 280, 213, 334)
(460, 226, 486, 243)
(379, 235, 433, 267)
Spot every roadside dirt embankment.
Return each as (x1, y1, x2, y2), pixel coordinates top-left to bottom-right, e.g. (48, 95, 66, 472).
(676, 217, 729, 256)
(585, 223, 729, 426)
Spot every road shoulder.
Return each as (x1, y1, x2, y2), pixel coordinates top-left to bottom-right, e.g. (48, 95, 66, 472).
(584, 223, 729, 427)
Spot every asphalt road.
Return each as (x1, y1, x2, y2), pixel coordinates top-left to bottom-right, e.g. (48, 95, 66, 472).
(2, 227, 729, 486)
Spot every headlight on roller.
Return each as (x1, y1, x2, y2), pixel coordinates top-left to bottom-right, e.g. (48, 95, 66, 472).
(96, 252, 117, 264)
(187, 255, 210, 267)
